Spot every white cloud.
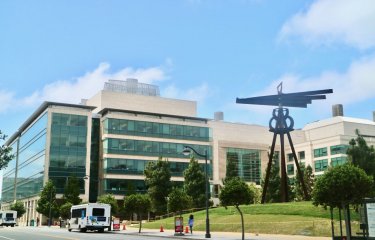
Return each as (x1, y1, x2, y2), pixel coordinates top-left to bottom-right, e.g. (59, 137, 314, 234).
(279, 0, 375, 49)
(0, 62, 167, 113)
(230, 55, 375, 125)
(36, 62, 166, 104)
(0, 91, 14, 113)
(258, 54, 375, 107)
(163, 83, 211, 102)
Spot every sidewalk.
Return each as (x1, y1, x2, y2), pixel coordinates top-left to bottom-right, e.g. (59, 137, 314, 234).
(115, 225, 331, 240)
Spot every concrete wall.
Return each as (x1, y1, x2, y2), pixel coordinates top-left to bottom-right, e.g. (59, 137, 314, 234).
(87, 90, 197, 117)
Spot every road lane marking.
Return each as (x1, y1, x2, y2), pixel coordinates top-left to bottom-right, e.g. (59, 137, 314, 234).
(25, 233, 80, 240)
(0, 236, 16, 240)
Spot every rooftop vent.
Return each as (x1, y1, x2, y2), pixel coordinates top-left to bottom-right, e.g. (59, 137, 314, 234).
(332, 104, 344, 117)
(214, 111, 224, 121)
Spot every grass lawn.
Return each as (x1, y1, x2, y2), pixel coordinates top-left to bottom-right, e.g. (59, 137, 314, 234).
(141, 202, 361, 237)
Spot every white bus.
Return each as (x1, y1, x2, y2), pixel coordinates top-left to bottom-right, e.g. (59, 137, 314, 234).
(0, 210, 17, 227)
(68, 203, 111, 233)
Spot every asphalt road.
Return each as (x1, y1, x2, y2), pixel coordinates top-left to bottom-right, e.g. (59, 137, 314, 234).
(0, 226, 167, 240)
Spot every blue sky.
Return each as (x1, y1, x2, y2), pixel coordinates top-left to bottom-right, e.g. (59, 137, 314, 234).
(1, 0, 375, 138)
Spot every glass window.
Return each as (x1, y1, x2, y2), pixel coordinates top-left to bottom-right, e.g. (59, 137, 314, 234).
(162, 125, 170, 134)
(105, 138, 211, 160)
(119, 120, 128, 131)
(314, 147, 328, 158)
(225, 148, 261, 184)
(104, 118, 210, 142)
(314, 159, 328, 172)
(330, 145, 349, 155)
(92, 208, 105, 216)
(298, 151, 305, 160)
(287, 153, 294, 162)
(127, 121, 134, 131)
(287, 164, 294, 175)
(331, 157, 347, 167)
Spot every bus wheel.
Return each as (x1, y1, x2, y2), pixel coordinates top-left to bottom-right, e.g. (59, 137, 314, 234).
(98, 229, 104, 233)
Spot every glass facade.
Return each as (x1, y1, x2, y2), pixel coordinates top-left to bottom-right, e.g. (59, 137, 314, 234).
(104, 118, 210, 142)
(103, 179, 148, 195)
(15, 113, 47, 200)
(104, 138, 211, 160)
(314, 159, 328, 172)
(1, 140, 18, 202)
(101, 117, 212, 197)
(331, 157, 347, 167)
(330, 145, 349, 155)
(313, 147, 328, 158)
(49, 113, 88, 193)
(89, 118, 100, 203)
(102, 178, 184, 196)
(104, 158, 210, 177)
(226, 148, 261, 184)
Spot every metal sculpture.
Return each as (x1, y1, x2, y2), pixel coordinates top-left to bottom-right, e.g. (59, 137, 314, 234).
(236, 83, 333, 203)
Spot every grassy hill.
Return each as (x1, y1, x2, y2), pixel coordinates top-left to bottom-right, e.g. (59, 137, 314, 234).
(142, 201, 360, 237)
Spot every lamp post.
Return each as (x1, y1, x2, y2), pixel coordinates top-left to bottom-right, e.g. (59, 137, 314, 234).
(182, 146, 211, 238)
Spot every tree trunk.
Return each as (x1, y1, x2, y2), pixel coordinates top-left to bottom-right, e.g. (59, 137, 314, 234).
(330, 207, 335, 240)
(138, 213, 142, 233)
(343, 204, 351, 240)
(235, 205, 245, 240)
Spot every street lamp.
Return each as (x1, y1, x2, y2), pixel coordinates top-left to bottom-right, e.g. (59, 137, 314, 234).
(182, 146, 211, 238)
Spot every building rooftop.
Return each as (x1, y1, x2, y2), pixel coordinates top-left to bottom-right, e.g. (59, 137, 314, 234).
(303, 116, 375, 131)
(5, 101, 96, 145)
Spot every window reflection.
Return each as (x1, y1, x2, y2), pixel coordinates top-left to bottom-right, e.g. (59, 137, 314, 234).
(104, 118, 210, 142)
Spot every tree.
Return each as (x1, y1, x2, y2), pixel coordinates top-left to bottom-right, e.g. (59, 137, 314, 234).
(261, 161, 281, 203)
(262, 159, 295, 202)
(312, 163, 373, 208)
(312, 164, 373, 238)
(0, 131, 14, 170)
(248, 183, 261, 204)
(144, 157, 172, 215)
(183, 156, 206, 208)
(63, 176, 81, 205)
(98, 194, 119, 216)
(167, 188, 193, 215)
(347, 130, 375, 177)
(123, 194, 151, 233)
(225, 153, 238, 182)
(59, 202, 73, 220)
(10, 200, 26, 218)
(219, 177, 254, 240)
(294, 165, 314, 201)
(37, 180, 60, 221)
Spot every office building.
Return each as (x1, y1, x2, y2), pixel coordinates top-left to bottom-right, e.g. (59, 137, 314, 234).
(2, 79, 375, 225)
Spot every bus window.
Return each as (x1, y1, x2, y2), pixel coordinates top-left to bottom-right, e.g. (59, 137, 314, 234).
(72, 208, 86, 218)
(92, 208, 105, 217)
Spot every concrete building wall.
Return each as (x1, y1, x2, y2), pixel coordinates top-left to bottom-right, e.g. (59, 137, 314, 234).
(87, 90, 197, 117)
(209, 121, 273, 186)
